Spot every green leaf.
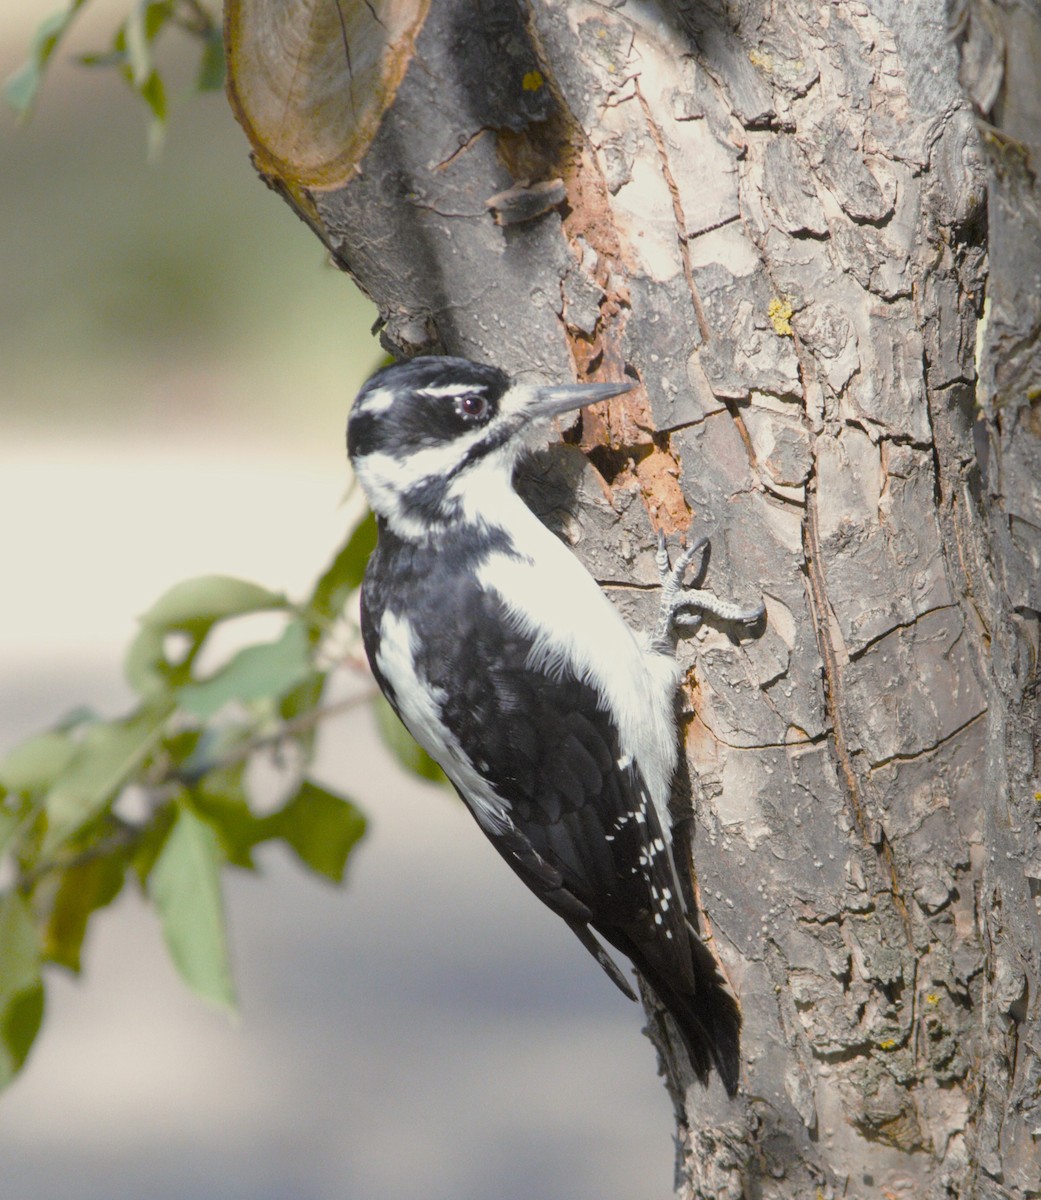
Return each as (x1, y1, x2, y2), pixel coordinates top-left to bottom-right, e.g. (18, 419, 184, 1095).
(129, 800, 177, 887)
(189, 776, 365, 881)
(3, 0, 88, 117)
(0, 731, 77, 794)
(150, 805, 234, 1012)
(127, 576, 289, 698)
(124, 623, 173, 699)
(175, 724, 242, 782)
(0, 805, 19, 859)
(373, 695, 447, 785)
(177, 619, 312, 719)
(138, 68, 168, 160)
(188, 770, 260, 869)
(278, 670, 326, 722)
(308, 510, 377, 632)
(54, 706, 99, 732)
(0, 892, 45, 1090)
(195, 28, 224, 92)
(43, 706, 169, 853)
(43, 851, 127, 972)
(140, 576, 287, 633)
(124, 0, 169, 87)
(78, 50, 125, 69)
(269, 780, 366, 883)
(4, 60, 41, 114)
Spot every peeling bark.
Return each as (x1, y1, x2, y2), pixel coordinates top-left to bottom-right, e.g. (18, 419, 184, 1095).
(226, 1, 1040, 1195)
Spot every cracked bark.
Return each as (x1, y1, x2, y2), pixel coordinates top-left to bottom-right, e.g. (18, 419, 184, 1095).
(225, 1, 1040, 1195)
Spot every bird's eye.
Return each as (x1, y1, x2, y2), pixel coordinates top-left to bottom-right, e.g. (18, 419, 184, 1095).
(457, 393, 489, 420)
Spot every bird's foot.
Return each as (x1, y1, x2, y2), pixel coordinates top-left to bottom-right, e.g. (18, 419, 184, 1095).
(651, 531, 765, 653)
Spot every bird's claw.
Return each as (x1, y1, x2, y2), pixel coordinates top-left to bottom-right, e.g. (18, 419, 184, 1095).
(652, 531, 765, 653)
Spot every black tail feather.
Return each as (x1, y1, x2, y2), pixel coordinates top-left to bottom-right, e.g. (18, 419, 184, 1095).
(634, 932, 742, 1097)
(566, 914, 741, 1095)
(565, 915, 639, 1002)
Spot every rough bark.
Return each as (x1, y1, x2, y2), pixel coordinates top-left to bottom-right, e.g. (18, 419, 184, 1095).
(225, 1, 1041, 1195)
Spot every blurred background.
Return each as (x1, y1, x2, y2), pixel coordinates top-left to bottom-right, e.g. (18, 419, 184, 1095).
(0, 4, 675, 1196)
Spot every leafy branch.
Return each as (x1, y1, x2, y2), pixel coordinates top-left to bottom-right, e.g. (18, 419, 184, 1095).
(1, 0, 452, 1103)
(4, 0, 224, 151)
(0, 507, 443, 1090)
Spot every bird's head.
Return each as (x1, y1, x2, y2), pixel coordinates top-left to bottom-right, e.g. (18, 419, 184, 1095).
(347, 356, 633, 538)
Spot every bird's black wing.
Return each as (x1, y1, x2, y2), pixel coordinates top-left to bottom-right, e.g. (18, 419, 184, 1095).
(391, 559, 688, 935)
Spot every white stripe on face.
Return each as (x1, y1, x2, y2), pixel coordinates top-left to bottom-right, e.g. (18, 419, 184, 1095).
(353, 386, 396, 414)
(417, 383, 488, 399)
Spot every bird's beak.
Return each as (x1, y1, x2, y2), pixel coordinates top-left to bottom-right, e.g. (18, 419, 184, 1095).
(529, 378, 635, 421)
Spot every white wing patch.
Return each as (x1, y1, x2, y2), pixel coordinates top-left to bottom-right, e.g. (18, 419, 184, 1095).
(375, 610, 512, 835)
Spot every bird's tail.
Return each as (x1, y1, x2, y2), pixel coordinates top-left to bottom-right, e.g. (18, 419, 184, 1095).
(633, 930, 741, 1097)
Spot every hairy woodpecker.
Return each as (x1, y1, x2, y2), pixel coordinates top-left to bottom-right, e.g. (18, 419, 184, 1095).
(347, 356, 763, 1095)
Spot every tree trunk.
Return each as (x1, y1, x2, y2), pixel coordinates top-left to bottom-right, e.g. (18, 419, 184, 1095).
(225, 1, 1040, 1194)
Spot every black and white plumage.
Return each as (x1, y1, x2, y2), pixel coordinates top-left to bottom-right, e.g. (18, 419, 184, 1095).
(347, 356, 762, 1095)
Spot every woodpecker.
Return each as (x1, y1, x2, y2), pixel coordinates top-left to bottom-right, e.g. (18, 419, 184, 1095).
(347, 356, 763, 1095)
